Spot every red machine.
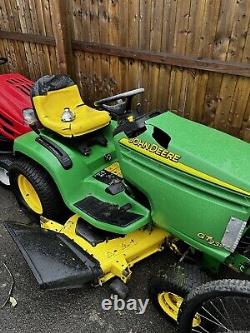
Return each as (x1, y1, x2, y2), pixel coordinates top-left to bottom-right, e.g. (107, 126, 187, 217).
(0, 57, 32, 187)
(0, 73, 32, 141)
(0, 57, 33, 187)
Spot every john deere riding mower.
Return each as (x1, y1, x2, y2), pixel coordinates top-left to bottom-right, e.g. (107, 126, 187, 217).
(1, 74, 250, 324)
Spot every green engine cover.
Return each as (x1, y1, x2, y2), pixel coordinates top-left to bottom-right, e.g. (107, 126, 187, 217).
(115, 112, 250, 263)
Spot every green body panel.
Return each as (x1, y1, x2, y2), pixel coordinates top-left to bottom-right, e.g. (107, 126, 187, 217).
(14, 124, 150, 234)
(148, 112, 250, 191)
(114, 112, 250, 263)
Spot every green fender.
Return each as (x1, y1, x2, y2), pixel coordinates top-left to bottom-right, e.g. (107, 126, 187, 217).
(13, 127, 117, 209)
(13, 125, 151, 234)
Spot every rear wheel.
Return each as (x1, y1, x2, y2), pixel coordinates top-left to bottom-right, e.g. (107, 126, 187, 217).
(9, 157, 68, 222)
(0, 155, 14, 188)
(149, 263, 210, 325)
(178, 279, 250, 333)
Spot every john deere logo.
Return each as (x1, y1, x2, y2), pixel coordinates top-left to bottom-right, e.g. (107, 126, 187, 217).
(127, 138, 181, 163)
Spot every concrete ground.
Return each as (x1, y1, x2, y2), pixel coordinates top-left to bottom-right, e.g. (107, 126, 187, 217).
(0, 186, 176, 333)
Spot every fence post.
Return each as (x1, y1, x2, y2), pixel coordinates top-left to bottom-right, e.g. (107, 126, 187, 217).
(51, 0, 76, 80)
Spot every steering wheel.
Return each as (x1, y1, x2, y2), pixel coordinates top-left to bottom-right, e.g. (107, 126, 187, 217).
(0, 57, 8, 65)
(94, 88, 144, 118)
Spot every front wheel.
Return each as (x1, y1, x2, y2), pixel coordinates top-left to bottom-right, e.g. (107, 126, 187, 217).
(9, 157, 68, 222)
(178, 279, 250, 333)
(149, 263, 210, 325)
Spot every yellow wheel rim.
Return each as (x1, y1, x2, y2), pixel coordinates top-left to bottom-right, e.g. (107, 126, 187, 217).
(17, 175, 43, 214)
(158, 292, 201, 327)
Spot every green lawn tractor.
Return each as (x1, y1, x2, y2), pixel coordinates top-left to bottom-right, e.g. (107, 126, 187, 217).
(2, 74, 250, 326)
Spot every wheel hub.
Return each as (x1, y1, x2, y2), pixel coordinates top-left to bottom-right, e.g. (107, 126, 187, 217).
(158, 292, 201, 327)
(17, 174, 43, 214)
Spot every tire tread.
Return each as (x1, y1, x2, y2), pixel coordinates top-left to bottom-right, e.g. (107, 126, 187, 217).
(9, 157, 68, 221)
(178, 279, 250, 332)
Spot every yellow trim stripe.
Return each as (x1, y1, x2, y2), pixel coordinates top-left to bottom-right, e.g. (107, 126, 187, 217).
(120, 138, 250, 196)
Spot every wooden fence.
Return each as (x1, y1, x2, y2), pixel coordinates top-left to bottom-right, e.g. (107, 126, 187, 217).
(0, 0, 250, 141)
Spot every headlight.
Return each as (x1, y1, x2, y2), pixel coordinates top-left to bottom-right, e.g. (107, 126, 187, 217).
(23, 108, 37, 125)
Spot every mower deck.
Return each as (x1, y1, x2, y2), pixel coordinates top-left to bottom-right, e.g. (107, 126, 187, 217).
(5, 222, 102, 289)
(5, 215, 168, 289)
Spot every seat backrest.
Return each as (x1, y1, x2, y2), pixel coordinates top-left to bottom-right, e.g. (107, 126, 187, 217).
(31, 75, 84, 132)
(31, 74, 75, 97)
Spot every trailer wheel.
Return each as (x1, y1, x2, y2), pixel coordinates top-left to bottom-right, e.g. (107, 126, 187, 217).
(0, 155, 14, 188)
(149, 263, 210, 325)
(178, 279, 250, 333)
(9, 157, 68, 222)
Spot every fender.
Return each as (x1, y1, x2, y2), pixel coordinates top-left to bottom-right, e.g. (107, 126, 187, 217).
(13, 130, 117, 208)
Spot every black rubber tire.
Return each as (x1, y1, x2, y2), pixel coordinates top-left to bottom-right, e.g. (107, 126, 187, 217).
(178, 279, 250, 333)
(9, 157, 68, 222)
(149, 263, 211, 325)
(0, 154, 15, 188)
(0, 135, 13, 152)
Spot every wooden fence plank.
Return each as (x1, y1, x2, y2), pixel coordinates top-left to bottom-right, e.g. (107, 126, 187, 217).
(176, 0, 193, 117)
(148, 0, 164, 110)
(168, 0, 188, 112)
(138, 0, 151, 110)
(90, 0, 101, 97)
(98, 0, 110, 98)
(108, 0, 119, 95)
(242, 94, 250, 141)
(156, 0, 172, 111)
(3, 0, 24, 73)
(50, 0, 75, 78)
(72, 41, 250, 77)
(118, 0, 129, 92)
(127, 0, 140, 96)
(183, 0, 207, 121)
(199, 0, 221, 126)
(231, 78, 250, 131)
(0, 30, 55, 45)
(214, 0, 241, 132)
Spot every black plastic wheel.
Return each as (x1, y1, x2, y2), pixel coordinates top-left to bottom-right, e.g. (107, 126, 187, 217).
(109, 278, 130, 299)
(9, 157, 68, 222)
(178, 279, 250, 333)
(0, 154, 14, 188)
(149, 263, 210, 325)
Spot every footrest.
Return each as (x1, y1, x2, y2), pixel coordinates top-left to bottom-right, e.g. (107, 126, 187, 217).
(4, 222, 102, 290)
(76, 218, 120, 246)
(74, 196, 142, 227)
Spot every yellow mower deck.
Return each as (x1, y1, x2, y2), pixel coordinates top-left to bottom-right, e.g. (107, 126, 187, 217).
(41, 214, 168, 284)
